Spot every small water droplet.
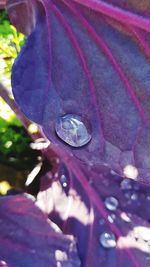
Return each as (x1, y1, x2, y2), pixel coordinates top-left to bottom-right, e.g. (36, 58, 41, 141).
(108, 214, 116, 223)
(55, 114, 91, 147)
(124, 191, 138, 202)
(60, 174, 68, 187)
(120, 179, 132, 190)
(55, 250, 68, 261)
(104, 197, 118, 211)
(120, 212, 131, 222)
(130, 193, 138, 201)
(99, 232, 116, 248)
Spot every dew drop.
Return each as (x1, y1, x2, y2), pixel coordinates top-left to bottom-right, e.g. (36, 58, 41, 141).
(120, 212, 131, 222)
(60, 174, 68, 188)
(108, 213, 116, 224)
(130, 193, 138, 201)
(55, 114, 91, 147)
(120, 179, 132, 190)
(104, 197, 118, 211)
(99, 232, 116, 248)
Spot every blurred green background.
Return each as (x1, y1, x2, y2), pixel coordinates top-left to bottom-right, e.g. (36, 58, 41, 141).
(0, 10, 40, 195)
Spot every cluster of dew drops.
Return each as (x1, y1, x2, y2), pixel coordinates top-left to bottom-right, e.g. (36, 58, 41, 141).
(99, 179, 150, 250)
(55, 114, 150, 251)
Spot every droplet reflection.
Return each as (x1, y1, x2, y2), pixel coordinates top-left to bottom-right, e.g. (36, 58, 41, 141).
(104, 196, 118, 211)
(100, 232, 116, 248)
(60, 174, 68, 188)
(55, 114, 91, 147)
(108, 214, 116, 224)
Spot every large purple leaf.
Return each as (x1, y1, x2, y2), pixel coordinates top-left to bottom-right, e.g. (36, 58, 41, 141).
(8, 0, 150, 185)
(0, 194, 80, 267)
(6, 1, 150, 266)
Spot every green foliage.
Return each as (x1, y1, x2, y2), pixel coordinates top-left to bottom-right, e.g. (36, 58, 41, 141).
(0, 97, 39, 170)
(0, 12, 39, 171)
(0, 10, 26, 82)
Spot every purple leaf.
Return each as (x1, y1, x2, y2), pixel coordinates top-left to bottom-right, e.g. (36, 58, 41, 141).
(6, 1, 150, 266)
(9, 0, 150, 185)
(0, 194, 80, 267)
(6, 0, 36, 35)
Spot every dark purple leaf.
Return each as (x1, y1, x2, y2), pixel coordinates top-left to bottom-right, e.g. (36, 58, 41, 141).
(8, 0, 150, 185)
(0, 194, 80, 267)
(6, 1, 150, 267)
(6, 0, 36, 35)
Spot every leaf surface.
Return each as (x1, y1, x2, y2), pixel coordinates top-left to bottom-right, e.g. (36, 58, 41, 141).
(6, 1, 150, 266)
(37, 167, 150, 267)
(8, 0, 150, 185)
(0, 194, 80, 267)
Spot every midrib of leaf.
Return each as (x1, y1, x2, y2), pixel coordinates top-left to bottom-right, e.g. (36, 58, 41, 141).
(50, 142, 141, 267)
(51, 2, 105, 152)
(50, 1, 142, 266)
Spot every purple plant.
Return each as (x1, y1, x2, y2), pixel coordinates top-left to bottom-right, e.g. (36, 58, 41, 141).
(0, 0, 150, 266)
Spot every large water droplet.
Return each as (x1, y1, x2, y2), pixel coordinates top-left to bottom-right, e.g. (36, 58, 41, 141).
(99, 232, 116, 248)
(55, 114, 91, 147)
(104, 197, 118, 211)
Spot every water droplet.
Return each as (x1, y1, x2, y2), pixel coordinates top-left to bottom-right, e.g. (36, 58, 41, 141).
(55, 250, 68, 261)
(120, 212, 131, 222)
(55, 114, 91, 147)
(108, 214, 116, 223)
(60, 174, 68, 187)
(130, 193, 138, 201)
(99, 232, 116, 248)
(104, 197, 118, 211)
(120, 179, 132, 190)
(124, 191, 138, 202)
